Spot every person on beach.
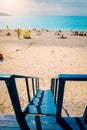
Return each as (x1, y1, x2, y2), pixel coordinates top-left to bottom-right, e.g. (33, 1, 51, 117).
(0, 53, 4, 62)
(58, 34, 67, 39)
(17, 28, 21, 39)
(6, 25, 10, 36)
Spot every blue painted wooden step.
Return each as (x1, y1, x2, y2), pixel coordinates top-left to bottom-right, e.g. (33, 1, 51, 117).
(0, 115, 87, 130)
(28, 89, 56, 115)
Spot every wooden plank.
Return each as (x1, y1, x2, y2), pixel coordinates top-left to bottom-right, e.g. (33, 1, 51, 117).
(55, 117, 87, 130)
(0, 115, 87, 130)
(23, 89, 44, 114)
(28, 90, 56, 115)
(0, 115, 61, 129)
(0, 127, 20, 130)
(58, 74, 87, 81)
(56, 74, 87, 121)
(25, 78, 31, 102)
(56, 79, 65, 119)
(0, 74, 11, 80)
(28, 105, 56, 115)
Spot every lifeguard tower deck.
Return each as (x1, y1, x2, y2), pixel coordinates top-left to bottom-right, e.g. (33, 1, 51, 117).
(0, 74, 87, 130)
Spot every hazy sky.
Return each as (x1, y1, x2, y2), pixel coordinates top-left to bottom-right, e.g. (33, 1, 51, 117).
(0, 0, 87, 16)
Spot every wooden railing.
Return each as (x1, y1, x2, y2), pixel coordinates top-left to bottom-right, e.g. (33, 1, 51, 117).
(0, 74, 39, 129)
(51, 74, 87, 123)
(0, 73, 87, 129)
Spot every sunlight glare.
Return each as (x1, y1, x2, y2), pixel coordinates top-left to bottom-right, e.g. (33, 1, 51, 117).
(0, 0, 29, 15)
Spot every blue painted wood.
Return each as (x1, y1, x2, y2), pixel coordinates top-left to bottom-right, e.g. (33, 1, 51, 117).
(0, 74, 40, 130)
(0, 74, 39, 80)
(37, 78, 39, 90)
(54, 78, 58, 105)
(5, 77, 22, 120)
(5, 77, 29, 129)
(56, 74, 87, 122)
(51, 78, 55, 97)
(0, 115, 87, 130)
(0, 74, 11, 78)
(56, 79, 65, 119)
(25, 78, 31, 102)
(23, 90, 43, 115)
(0, 74, 87, 129)
(28, 105, 56, 115)
(23, 89, 56, 115)
(35, 78, 38, 92)
(58, 74, 87, 81)
(32, 78, 35, 96)
(83, 106, 87, 124)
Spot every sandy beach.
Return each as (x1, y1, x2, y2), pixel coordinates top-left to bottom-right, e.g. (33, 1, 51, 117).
(0, 29, 87, 117)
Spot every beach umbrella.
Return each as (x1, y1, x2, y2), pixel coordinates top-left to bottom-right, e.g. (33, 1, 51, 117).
(20, 29, 30, 36)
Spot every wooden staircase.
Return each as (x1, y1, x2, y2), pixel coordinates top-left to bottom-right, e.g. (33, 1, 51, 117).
(0, 74, 87, 130)
(27, 89, 56, 115)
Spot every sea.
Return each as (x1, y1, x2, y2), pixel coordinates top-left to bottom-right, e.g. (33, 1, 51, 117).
(0, 16, 87, 31)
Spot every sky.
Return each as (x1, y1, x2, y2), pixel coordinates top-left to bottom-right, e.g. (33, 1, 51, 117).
(0, 0, 87, 16)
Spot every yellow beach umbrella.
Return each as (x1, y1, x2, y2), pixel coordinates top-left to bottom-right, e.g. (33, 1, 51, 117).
(20, 29, 30, 36)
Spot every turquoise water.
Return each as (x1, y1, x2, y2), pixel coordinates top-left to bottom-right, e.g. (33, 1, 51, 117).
(0, 16, 87, 30)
